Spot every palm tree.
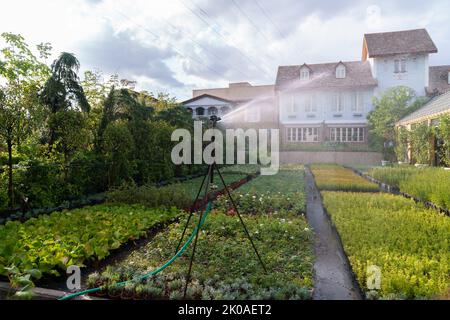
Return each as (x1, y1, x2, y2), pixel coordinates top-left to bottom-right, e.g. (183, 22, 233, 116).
(40, 52, 90, 153)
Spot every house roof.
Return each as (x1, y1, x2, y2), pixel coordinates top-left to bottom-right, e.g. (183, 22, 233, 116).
(363, 29, 437, 59)
(397, 90, 450, 125)
(192, 83, 275, 101)
(428, 65, 450, 95)
(182, 94, 234, 105)
(275, 60, 377, 90)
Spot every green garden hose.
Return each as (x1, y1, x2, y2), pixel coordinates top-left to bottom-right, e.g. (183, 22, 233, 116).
(59, 201, 213, 300)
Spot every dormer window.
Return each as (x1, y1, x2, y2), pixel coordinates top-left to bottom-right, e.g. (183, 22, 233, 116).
(336, 63, 346, 79)
(300, 65, 310, 80)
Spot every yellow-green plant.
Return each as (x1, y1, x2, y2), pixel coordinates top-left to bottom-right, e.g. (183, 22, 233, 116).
(310, 164, 379, 192)
(322, 192, 450, 299)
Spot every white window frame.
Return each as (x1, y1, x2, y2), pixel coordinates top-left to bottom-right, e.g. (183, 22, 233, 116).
(329, 127, 365, 143)
(332, 93, 344, 113)
(300, 68, 310, 80)
(394, 59, 400, 73)
(287, 95, 298, 118)
(351, 92, 364, 113)
(287, 127, 319, 143)
(401, 58, 407, 73)
(336, 65, 346, 78)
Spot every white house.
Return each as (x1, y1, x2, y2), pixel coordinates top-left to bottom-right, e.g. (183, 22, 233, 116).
(183, 28, 450, 147)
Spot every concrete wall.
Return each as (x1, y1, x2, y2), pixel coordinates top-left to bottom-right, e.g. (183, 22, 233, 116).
(280, 151, 383, 165)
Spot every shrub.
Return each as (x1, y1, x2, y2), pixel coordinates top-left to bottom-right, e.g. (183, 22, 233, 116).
(322, 192, 450, 299)
(310, 164, 379, 192)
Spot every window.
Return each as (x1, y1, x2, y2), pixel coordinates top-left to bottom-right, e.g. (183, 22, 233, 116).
(336, 65, 346, 78)
(287, 127, 319, 142)
(351, 92, 364, 113)
(329, 127, 365, 142)
(395, 58, 407, 73)
(196, 107, 205, 116)
(300, 67, 310, 80)
(394, 59, 400, 73)
(287, 95, 298, 118)
(208, 107, 218, 116)
(401, 58, 407, 73)
(304, 94, 317, 113)
(332, 93, 344, 113)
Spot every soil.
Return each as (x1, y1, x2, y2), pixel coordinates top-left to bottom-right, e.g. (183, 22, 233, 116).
(304, 167, 362, 300)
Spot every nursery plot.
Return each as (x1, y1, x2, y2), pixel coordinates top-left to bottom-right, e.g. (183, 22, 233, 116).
(0, 204, 180, 290)
(88, 209, 314, 300)
(215, 168, 306, 215)
(322, 192, 450, 299)
(368, 166, 450, 209)
(310, 164, 379, 192)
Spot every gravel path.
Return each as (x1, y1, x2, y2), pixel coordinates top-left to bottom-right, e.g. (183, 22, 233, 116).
(304, 168, 362, 300)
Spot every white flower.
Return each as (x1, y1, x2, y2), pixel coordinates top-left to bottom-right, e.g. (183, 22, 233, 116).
(304, 227, 310, 232)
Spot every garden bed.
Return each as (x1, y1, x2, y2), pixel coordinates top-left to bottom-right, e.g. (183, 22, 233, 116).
(309, 164, 379, 192)
(321, 191, 450, 299)
(84, 167, 314, 300)
(364, 166, 450, 212)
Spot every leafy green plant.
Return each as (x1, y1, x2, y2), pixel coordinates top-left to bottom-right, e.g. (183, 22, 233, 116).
(322, 192, 450, 299)
(0, 204, 181, 289)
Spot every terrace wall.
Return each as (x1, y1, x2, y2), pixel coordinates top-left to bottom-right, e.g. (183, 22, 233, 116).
(280, 151, 383, 165)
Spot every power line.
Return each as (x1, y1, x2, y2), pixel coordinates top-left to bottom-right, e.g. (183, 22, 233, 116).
(253, 0, 285, 39)
(154, 14, 250, 80)
(179, 0, 273, 80)
(252, 0, 303, 55)
(113, 10, 226, 81)
(231, 0, 271, 43)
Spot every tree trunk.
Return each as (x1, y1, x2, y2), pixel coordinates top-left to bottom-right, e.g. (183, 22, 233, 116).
(7, 139, 14, 208)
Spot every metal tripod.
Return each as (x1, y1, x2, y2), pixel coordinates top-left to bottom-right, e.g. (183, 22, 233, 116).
(175, 117, 267, 298)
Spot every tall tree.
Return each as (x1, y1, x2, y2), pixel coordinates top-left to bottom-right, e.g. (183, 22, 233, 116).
(368, 86, 426, 160)
(40, 52, 90, 153)
(0, 33, 50, 207)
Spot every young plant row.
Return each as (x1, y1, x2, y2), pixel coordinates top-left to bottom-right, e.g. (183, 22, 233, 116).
(321, 192, 450, 299)
(368, 166, 450, 209)
(214, 169, 306, 215)
(88, 209, 314, 300)
(0, 204, 181, 294)
(310, 164, 379, 192)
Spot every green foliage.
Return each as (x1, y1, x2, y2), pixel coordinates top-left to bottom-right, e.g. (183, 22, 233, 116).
(435, 114, 450, 166)
(91, 209, 314, 300)
(215, 169, 306, 215)
(368, 166, 450, 209)
(395, 126, 409, 163)
(409, 123, 433, 164)
(107, 182, 191, 209)
(310, 164, 379, 192)
(368, 86, 426, 160)
(0, 204, 180, 290)
(322, 192, 450, 299)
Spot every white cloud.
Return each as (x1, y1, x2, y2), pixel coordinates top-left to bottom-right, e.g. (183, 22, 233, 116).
(1, 0, 449, 100)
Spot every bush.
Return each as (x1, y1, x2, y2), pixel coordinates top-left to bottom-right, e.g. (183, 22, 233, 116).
(107, 182, 191, 209)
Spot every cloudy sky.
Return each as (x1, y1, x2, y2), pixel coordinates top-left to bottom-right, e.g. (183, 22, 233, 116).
(1, 0, 450, 100)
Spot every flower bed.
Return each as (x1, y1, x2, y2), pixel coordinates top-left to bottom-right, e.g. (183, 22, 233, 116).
(321, 192, 450, 299)
(368, 166, 450, 209)
(0, 204, 180, 292)
(88, 209, 314, 300)
(310, 164, 379, 192)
